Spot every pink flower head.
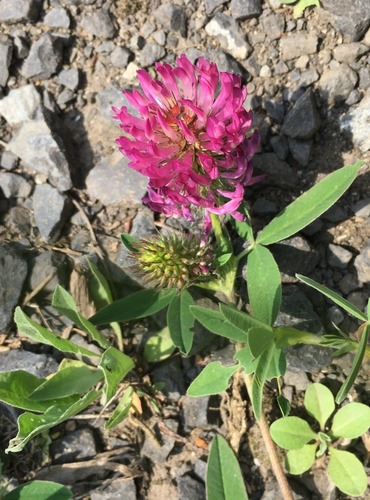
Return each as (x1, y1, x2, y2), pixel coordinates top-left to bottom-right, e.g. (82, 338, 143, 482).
(114, 54, 260, 222)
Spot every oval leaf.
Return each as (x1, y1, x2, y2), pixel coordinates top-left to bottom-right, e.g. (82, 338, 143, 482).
(257, 162, 363, 245)
(167, 289, 194, 354)
(247, 245, 281, 325)
(285, 444, 317, 475)
(331, 402, 370, 439)
(144, 326, 176, 362)
(187, 362, 239, 397)
(90, 289, 176, 325)
(304, 383, 335, 430)
(206, 435, 248, 500)
(328, 448, 368, 497)
(4, 481, 72, 500)
(190, 306, 248, 342)
(270, 416, 318, 450)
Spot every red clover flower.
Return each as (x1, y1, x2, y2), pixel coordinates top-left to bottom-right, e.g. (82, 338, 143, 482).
(114, 54, 260, 224)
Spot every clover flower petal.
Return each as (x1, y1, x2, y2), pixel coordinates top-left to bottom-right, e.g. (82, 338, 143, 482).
(115, 54, 260, 223)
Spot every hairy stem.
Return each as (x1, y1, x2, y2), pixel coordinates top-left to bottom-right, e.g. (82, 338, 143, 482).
(244, 374, 294, 500)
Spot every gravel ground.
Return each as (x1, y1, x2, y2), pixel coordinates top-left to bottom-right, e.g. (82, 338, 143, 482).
(0, 0, 370, 498)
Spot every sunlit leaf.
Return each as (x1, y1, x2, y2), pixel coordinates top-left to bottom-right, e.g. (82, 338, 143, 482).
(187, 362, 239, 397)
(270, 416, 318, 450)
(285, 444, 317, 475)
(3, 481, 72, 500)
(304, 383, 335, 430)
(99, 347, 135, 403)
(331, 402, 370, 439)
(328, 448, 367, 497)
(144, 326, 176, 362)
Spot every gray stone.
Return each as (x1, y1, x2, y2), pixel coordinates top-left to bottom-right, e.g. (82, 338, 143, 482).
(81, 11, 115, 38)
(141, 420, 177, 463)
(151, 357, 185, 401)
(270, 135, 289, 160)
(96, 41, 115, 53)
(70, 229, 91, 252)
(321, 204, 347, 223)
(205, 13, 251, 60)
(0, 151, 17, 170)
(321, 0, 370, 41)
(139, 43, 165, 68)
(327, 305, 345, 325)
(282, 89, 320, 139)
(96, 84, 130, 121)
(274, 60, 289, 75)
(205, 49, 244, 77)
(280, 33, 318, 60)
(352, 198, 370, 217)
(110, 46, 132, 69)
(86, 153, 148, 206)
(0, 349, 58, 377)
(0, 172, 32, 198)
(338, 273, 359, 295)
(33, 184, 68, 242)
(275, 291, 332, 372)
(318, 63, 358, 104)
(51, 428, 97, 464)
(347, 291, 367, 312)
(354, 238, 370, 284)
(21, 33, 63, 80)
(0, 0, 42, 23)
(29, 251, 70, 293)
(359, 67, 370, 90)
(283, 370, 310, 391)
(253, 152, 299, 188)
(264, 98, 285, 124)
(230, 0, 262, 21)
(0, 245, 28, 330)
(43, 6, 70, 28)
(57, 88, 75, 106)
(90, 479, 137, 500)
(0, 84, 42, 127)
(262, 13, 285, 41)
(339, 94, 370, 152)
(0, 40, 12, 87)
(288, 138, 313, 166)
(251, 199, 278, 215)
(333, 42, 369, 64)
(194, 459, 207, 482)
(299, 69, 320, 88)
(58, 68, 79, 91)
(154, 3, 187, 37)
(327, 244, 353, 269)
(204, 0, 227, 15)
(271, 236, 320, 283)
(7, 118, 72, 192)
(346, 89, 362, 106)
(13, 35, 29, 59)
(4, 206, 32, 235)
(177, 476, 205, 500)
(182, 395, 210, 429)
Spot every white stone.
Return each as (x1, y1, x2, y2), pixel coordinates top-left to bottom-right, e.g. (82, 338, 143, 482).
(0, 84, 41, 126)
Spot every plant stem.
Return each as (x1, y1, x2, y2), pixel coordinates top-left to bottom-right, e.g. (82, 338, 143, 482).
(244, 374, 294, 500)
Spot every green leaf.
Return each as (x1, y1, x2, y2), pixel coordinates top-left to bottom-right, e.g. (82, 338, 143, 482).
(251, 343, 277, 420)
(217, 252, 233, 266)
(277, 394, 291, 417)
(167, 289, 194, 354)
(6, 389, 100, 453)
(285, 444, 317, 475)
(304, 383, 335, 430)
(14, 308, 101, 358)
(190, 306, 248, 342)
(120, 232, 140, 252)
(219, 303, 274, 337)
(105, 386, 134, 429)
(293, 0, 320, 18)
(336, 325, 369, 404)
(206, 435, 248, 500)
(234, 348, 258, 375)
(328, 448, 368, 497)
(256, 162, 363, 245)
(52, 285, 110, 348)
(99, 347, 135, 403)
(296, 275, 367, 322)
(90, 289, 176, 325)
(144, 326, 176, 362)
(265, 348, 286, 380)
(3, 481, 72, 500)
(270, 416, 318, 450)
(247, 245, 281, 325)
(28, 365, 103, 401)
(331, 402, 370, 439)
(248, 327, 275, 359)
(367, 298, 370, 320)
(187, 362, 239, 397)
(87, 260, 113, 305)
(0, 371, 78, 412)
